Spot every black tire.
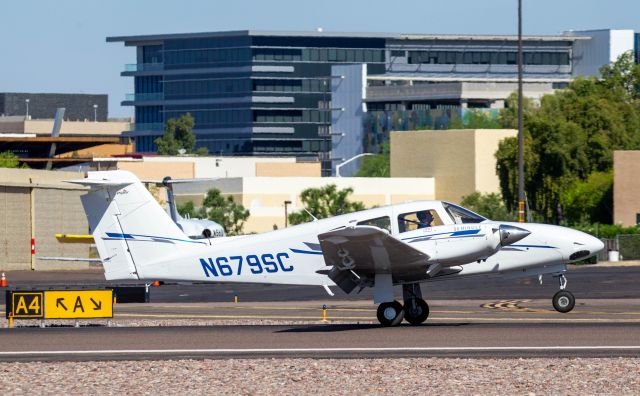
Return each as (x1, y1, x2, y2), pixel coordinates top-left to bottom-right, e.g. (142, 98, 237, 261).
(403, 298, 430, 325)
(376, 301, 404, 326)
(552, 290, 575, 313)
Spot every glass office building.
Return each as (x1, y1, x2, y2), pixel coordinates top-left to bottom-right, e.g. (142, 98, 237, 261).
(109, 31, 389, 175)
(108, 30, 579, 175)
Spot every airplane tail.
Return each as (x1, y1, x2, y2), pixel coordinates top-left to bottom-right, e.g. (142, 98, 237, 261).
(68, 170, 204, 280)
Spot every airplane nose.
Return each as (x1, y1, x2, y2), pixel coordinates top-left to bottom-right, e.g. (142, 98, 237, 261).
(568, 234, 605, 261)
(499, 225, 531, 246)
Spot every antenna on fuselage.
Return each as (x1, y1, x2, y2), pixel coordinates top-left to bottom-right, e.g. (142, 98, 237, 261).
(303, 207, 318, 222)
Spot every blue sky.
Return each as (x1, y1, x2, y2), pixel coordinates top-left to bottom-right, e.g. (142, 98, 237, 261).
(2, 0, 639, 118)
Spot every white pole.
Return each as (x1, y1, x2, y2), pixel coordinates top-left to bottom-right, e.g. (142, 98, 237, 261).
(335, 153, 374, 177)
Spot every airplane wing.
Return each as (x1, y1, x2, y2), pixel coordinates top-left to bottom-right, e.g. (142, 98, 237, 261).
(318, 226, 430, 293)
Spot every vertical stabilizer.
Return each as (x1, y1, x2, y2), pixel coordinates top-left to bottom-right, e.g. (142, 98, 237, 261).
(69, 170, 203, 280)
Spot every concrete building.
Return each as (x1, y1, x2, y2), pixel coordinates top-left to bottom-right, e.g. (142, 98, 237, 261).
(63, 155, 322, 180)
(390, 129, 517, 203)
(0, 93, 108, 121)
(0, 168, 91, 271)
(330, 29, 638, 175)
(173, 176, 435, 233)
(565, 29, 636, 76)
(613, 151, 640, 226)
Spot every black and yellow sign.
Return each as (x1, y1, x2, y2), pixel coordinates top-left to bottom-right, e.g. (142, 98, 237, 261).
(8, 292, 44, 318)
(6, 290, 113, 319)
(44, 290, 113, 319)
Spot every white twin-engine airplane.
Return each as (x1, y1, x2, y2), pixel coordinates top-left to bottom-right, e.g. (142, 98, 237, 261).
(70, 170, 604, 326)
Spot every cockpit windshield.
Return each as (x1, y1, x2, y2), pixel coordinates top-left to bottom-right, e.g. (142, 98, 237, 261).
(443, 202, 487, 224)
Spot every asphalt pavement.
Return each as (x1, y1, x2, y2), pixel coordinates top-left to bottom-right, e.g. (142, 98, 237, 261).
(0, 321, 638, 361)
(1, 264, 639, 304)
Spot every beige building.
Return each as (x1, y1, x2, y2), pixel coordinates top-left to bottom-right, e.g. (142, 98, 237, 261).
(0, 117, 130, 136)
(78, 156, 322, 180)
(613, 150, 640, 226)
(175, 176, 435, 233)
(390, 129, 517, 203)
(0, 168, 91, 271)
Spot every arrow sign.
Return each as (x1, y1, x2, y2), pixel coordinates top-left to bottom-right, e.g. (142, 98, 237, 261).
(90, 297, 102, 311)
(44, 290, 113, 319)
(56, 298, 68, 311)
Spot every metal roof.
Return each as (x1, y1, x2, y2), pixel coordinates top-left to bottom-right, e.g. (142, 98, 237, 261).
(106, 30, 587, 44)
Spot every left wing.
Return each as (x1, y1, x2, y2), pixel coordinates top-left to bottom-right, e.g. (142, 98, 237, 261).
(318, 226, 429, 293)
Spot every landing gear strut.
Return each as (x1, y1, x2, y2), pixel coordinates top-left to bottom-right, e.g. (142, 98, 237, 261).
(552, 273, 575, 313)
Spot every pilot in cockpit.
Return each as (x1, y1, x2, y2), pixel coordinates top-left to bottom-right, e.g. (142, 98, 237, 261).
(416, 210, 433, 228)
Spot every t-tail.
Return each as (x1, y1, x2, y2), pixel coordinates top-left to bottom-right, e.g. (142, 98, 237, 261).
(67, 170, 206, 280)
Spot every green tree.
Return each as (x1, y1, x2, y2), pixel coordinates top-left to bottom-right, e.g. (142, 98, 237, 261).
(460, 191, 515, 221)
(177, 201, 199, 219)
(288, 184, 366, 225)
(195, 147, 209, 156)
(200, 188, 250, 236)
(561, 171, 613, 224)
(495, 52, 640, 224)
(461, 110, 502, 129)
(155, 113, 196, 155)
(356, 143, 390, 177)
(0, 151, 25, 168)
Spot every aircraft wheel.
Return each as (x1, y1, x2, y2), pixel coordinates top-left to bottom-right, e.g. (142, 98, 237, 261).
(552, 290, 575, 313)
(403, 298, 429, 325)
(376, 301, 404, 326)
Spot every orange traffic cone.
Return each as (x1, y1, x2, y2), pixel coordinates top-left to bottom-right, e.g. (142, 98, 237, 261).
(0, 273, 7, 288)
(152, 280, 160, 287)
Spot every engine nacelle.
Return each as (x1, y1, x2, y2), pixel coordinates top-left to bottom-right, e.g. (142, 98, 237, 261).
(419, 224, 529, 266)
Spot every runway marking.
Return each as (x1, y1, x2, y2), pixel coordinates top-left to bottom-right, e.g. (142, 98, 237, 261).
(116, 305, 475, 314)
(111, 313, 640, 323)
(126, 305, 376, 312)
(481, 300, 548, 313)
(0, 345, 639, 357)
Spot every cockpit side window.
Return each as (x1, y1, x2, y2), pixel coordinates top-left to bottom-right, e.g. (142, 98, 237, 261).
(357, 216, 391, 232)
(397, 209, 443, 233)
(443, 202, 487, 224)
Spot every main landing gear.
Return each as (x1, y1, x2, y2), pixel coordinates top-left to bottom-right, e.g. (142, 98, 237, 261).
(375, 283, 430, 326)
(552, 273, 575, 313)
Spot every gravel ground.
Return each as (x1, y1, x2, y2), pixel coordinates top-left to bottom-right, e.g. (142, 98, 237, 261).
(1, 358, 639, 395)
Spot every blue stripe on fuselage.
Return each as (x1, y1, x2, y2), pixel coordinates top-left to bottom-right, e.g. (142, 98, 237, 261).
(290, 248, 324, 255)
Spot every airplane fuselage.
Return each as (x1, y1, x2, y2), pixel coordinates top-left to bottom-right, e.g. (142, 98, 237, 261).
(136, 202, 601, 287)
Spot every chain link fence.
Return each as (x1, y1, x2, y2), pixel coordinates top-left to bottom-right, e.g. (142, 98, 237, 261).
(615, 234, 640, 260)
(597, 235, 640, 261)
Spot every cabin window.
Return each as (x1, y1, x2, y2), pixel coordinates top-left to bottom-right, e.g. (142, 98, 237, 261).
(442, 202, 486, 224)
(397, 209, 443, 233)
(357, 216, 391, 232)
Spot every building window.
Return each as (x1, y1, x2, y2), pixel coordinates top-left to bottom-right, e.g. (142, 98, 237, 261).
(406, 50, 570, 66)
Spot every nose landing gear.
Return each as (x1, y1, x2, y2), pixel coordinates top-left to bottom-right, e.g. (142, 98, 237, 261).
(552, 273, 575, 313)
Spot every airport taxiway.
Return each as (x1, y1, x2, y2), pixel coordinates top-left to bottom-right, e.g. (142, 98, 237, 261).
(0, 298, 639, 361)
(0, 264, 638, 361)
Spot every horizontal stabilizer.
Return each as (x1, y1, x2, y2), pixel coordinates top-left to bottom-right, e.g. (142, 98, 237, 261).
(66, 170, 140, 189)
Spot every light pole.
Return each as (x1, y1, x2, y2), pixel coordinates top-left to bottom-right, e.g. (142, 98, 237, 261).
(335, 153, 374, 177)
(93, 104, 98, 122)
(284, 200, 292, 228)
(25, 99, 30, 119)
(517, 0, 525, 223)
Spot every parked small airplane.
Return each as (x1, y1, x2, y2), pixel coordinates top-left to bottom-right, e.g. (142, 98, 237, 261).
(70, 170, 604, 326)
(159, 176, 225, 239)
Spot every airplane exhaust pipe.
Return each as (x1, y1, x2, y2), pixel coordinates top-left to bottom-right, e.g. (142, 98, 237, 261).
(499, 225, 530, 247)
